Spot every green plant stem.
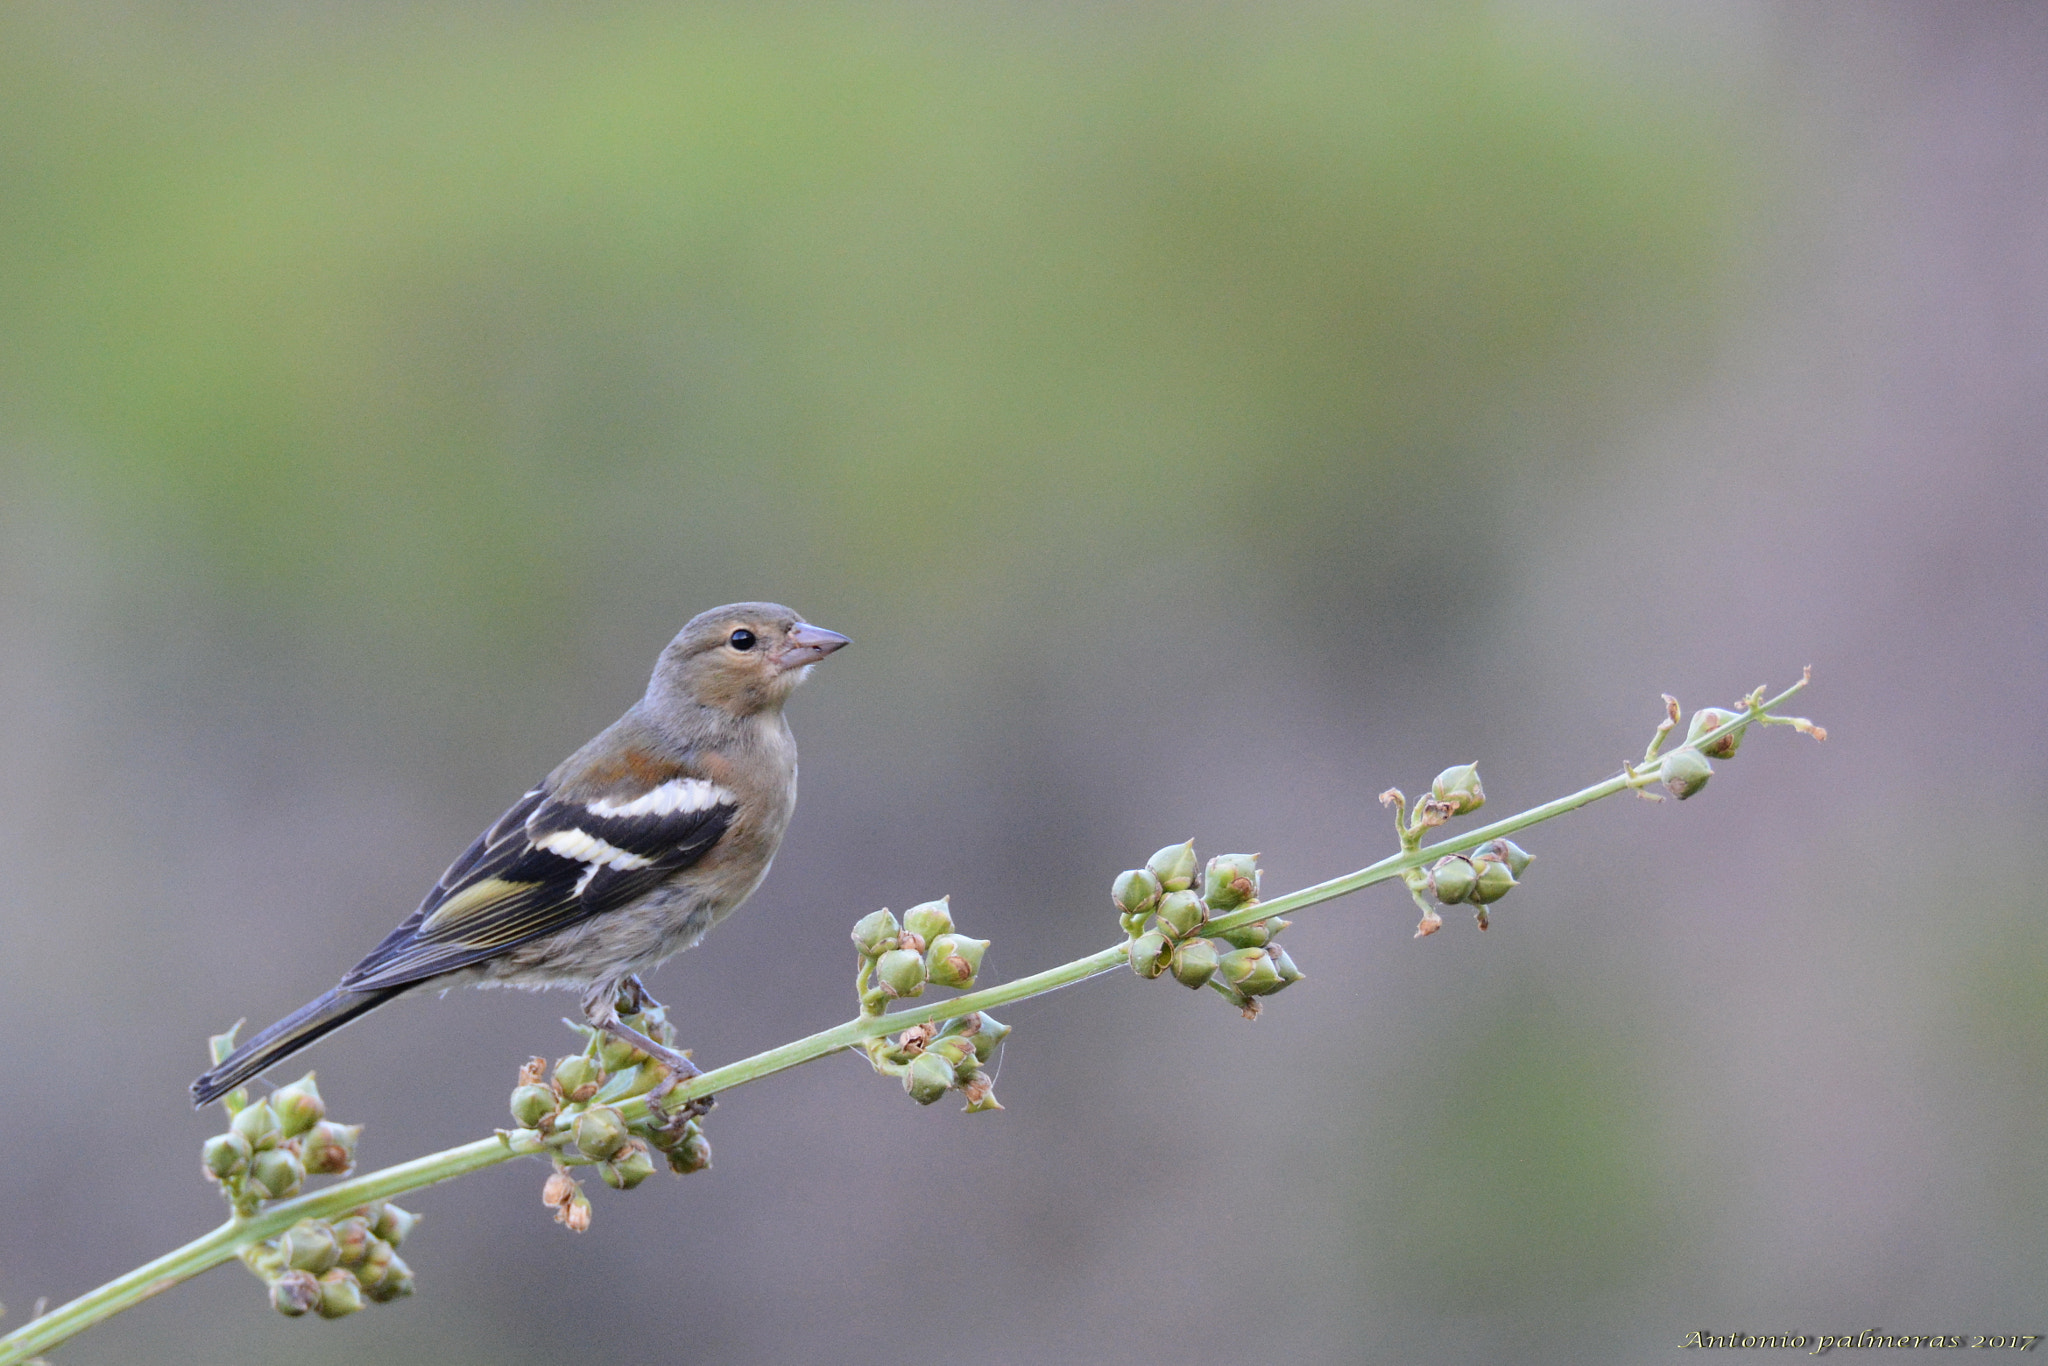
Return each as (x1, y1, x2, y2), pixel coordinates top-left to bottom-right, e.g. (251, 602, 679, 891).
(0, 673, 1812, 1366)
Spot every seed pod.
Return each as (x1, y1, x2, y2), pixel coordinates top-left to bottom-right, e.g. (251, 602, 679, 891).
(270, 1075, 326, 1139)
(281, 1219, 340, 1274)
(573, 1105, 630, 1162)
(601, 1141, 658, 1190)
(510, 1083, 557, 1129)
(1111, 867, 1162, 917)
(1431, 763, 1485, 816)
(1685, 706, 1747, 759)
(1217, 946, 1286, 996)
(902, 898, 955, 944)
(362, 1253, 415, 1303)
(1153, 890, 1205, 940)
(1270, 945, 1304, 983)
(371, 1203, 418, 1249)
(352, 1235, 394, 1289)
(1468, 856, 1516, 905)
(1428, 856, 1477, 905)
(926, 1034, 978, 1075)
(1212, 917, 1285, 950)
(315, 1267, 365, 1319)
(668, 1126, 712, 1174)
(851, 909, 902, 958)
(231, 1100, 281, 1151)
(249, 1146, 306, 1201)
(1146, 840, 1198, 893)
(1202, 853, 1260, 913)
(1170, 937, 1219, 989)
(553, 1055, 600, 1097)
(300, 1121, 362, 1177)
(925, 933, 988, 989)
(1475, 838, 1535, 878)
(202, 1130, 253, 1180)
(1128, 928, 1170, 979)
(970, 1014, 1011, 1064)
(598, 1034, 647, 1074)
(269, 1269, 322, 1318)
(330, 1216, 374, 1267)
(903, 1052, 955, 1105)
(1661, 746, 1713, 799)
(875, 947, 927, 998)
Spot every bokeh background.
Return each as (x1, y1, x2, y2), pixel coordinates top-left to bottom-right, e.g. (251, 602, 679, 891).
(2, 3, 2042, 1362)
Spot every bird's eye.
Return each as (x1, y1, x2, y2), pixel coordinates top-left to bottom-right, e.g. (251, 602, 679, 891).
(728, 628, 757, 651)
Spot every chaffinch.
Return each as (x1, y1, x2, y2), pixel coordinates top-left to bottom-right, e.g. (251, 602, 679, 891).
(191, 602, 849, 1107)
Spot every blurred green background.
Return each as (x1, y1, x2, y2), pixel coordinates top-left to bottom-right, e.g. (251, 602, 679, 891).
(3, 4, 2043, 1363)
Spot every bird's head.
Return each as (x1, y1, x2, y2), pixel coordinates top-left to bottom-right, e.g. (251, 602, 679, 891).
(650, 602, 850, 719)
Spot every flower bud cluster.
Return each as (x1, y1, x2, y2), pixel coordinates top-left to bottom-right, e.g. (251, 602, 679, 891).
(1418, 837, 1533, 932)
(1385, 765, 1541, 935)
(852, 898, 991, 1014)
(1115, 845, 1303, 1020)
(502, 1000, 716, 1232)
(244, 1201, 419, 1318)
(197, 1060, 361, 1220)
(867, 1011, 1009, 1112)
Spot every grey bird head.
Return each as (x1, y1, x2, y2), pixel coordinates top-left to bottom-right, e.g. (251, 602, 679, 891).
(648, 602, 849, 719)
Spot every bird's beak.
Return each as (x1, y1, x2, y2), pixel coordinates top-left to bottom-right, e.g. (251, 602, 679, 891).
(773, 622, 851, 671)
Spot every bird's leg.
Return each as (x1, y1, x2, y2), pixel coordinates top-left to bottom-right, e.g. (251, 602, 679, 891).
(580, 980, 714, 1121)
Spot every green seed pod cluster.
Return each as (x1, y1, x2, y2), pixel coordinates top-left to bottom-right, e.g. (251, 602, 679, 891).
(1113, 847, 1305, 1015)
(1421, 838, 1533, 929)
(198, 1070, 371, 1217)
(246, 1202, 419, 1319)
(852, 897, 993, 1014)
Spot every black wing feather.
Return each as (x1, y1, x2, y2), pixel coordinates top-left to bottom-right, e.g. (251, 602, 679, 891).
(339, 783, 735, 991)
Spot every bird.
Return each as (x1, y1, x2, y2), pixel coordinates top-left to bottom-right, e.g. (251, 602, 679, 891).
(191, 602, 848, 1107)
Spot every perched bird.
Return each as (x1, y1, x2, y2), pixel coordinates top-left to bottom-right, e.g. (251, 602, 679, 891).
(191, 603, 848, 1107)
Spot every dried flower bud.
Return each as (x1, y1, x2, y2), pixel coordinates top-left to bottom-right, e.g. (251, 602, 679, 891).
(281, 1219, 340, 1274)
(1686, 706, 1747, 759)
(1468, 855, 1516, 905)
(510, 1083, 556, 1130)
(1202, 853, 1260, 912)
(231, 1100, 281, 1151)
(1428, 855, 1476, 905)
(300, 1121, 361, 1177)
(925, 933, 988, 989)
(1128, 928, 1170, 979)
(903, 898, 955, 944)
(315, 1267, 365, 1319)
(1170, 936, 1219, 989)
(1153, 889, 1206, 940)
(1661, 746, 1713, 799)
(601, 1141, 658, 1191)
(875, 947, 927, 998)
(970, 1015, 1011, 1064)
(270, 1076, 326, 1139)
(1430, 763, 1485, 816)
(851, 909, 902, 958)
(269, 1269, 321, 1317)
(573, 1106, 630, 1162)
(203, 1130, 252, 1180)
(1146, 840, 1198, 893)
(1112, 867, 1163, 917)
(904, 1052, 955, 1105)
(371, 1203, 418, 1249)
(249, 1146, 305, 1201)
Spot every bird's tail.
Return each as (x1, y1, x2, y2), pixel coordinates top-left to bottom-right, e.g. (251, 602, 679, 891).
(190, 987, 400, 1107)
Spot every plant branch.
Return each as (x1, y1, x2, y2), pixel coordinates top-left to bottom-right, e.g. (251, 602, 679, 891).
(0, 671, 1816, 1366)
